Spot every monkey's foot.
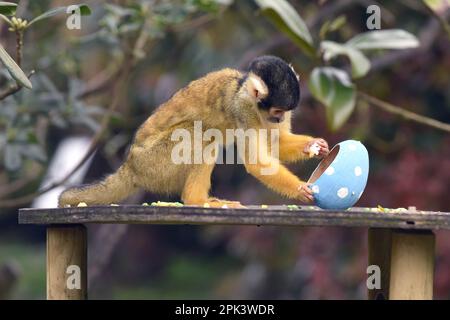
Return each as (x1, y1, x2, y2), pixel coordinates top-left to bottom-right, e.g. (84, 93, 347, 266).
(205, 198, 245, 208)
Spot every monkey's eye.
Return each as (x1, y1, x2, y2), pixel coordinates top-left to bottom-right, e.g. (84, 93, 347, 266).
(270, 108, 285, 118)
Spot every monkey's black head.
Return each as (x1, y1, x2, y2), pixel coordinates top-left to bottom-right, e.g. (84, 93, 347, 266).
(247, 55, 300, 113)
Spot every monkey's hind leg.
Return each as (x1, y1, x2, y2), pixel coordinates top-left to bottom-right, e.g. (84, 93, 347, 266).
(181, 164, 244, 208)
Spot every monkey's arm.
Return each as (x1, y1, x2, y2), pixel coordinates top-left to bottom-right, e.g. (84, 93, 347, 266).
(244, 159, 313, 203)
(279, 133, 329, 162)
(279, 133, 314, 162)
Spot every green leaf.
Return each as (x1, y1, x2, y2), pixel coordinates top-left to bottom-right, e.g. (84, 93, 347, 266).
(319, 15, 346, 39)
(321, 41, 371, 78)
(255, 0, 315, 57)
(308, 67, 356, 130)
(0, 2, 17, 16)
(346, 29, 419, 50)
(26, 131, 39, 144)
(0, 43, 32, 89)
(27, 4, 92, 27)
(77, 4, 92, 15)
(0, 13, 12, 25)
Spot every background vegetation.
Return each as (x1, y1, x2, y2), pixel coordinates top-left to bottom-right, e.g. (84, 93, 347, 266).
(0, 0, 449, 299)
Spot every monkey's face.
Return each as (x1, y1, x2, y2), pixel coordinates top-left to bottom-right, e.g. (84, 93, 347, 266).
(246, 55, 300, 124)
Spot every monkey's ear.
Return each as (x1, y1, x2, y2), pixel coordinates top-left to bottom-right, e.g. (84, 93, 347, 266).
(246, 73, 268, 101)
(289, 63, 300, 82)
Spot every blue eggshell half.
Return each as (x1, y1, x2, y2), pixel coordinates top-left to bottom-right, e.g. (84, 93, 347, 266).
(308, 140, 369, 210)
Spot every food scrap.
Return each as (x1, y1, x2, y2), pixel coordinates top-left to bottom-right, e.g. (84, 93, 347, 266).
(309, 142, 321, 157)
(365, 206, 411, 213)
(150, 201, 184, 207)
(287, 204, 299, 210)
(77, 202, 87, 207)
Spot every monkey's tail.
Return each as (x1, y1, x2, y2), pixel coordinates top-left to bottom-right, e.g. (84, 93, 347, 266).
(58, 164, 137, 207)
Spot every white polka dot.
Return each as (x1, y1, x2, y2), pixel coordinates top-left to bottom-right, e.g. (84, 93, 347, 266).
(348, 144, 357, 151)
(337, 187, 348, 198)
(312, 185, 320, 193)
(325, 166, 335, 175)
(354, 166, 362, 176)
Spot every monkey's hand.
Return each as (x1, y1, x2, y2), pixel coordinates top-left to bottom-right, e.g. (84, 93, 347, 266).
(298, 183, 314, 203)
(304, 138, 329, 158)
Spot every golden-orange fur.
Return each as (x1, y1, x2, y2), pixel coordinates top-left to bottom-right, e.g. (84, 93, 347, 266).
(59, 68, 317, 207)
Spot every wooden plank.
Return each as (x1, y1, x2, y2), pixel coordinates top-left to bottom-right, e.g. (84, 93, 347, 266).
(367, 228, 392, 299)
(389, 230, 435, 300)
(47, 225, 87, 300)
(18, 205, 450, 230)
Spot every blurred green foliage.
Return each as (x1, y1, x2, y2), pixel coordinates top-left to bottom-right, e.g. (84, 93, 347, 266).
(0, 0, 224, 173)
(255, 0, 420, 130)
(0, 242, 45, 299)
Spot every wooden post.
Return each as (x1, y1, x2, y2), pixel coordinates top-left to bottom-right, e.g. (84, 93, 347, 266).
(367, 228, 392, 299)
(47, 225, 87, 300)
(389, 230, 435, 300)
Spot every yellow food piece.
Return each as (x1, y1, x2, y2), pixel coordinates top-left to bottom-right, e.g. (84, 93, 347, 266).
(77, 202, 87, 207)
(203, 203, 210, 208)
(150, 201, 183, 207)
(261, 205, 268, 209)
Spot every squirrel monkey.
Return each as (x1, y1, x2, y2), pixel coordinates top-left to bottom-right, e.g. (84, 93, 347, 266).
(59, 56, 329, 208)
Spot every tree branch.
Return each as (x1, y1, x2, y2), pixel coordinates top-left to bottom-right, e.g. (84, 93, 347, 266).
(0, 166, 43, 198)
(0, 70, 35, 100)
(76, 66, 123, 100)
(15, 30, 23, 67)
(358, 91, 450, 133)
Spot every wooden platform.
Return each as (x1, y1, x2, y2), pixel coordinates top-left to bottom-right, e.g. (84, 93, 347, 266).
(18, 205, 450, 230)
(18, 205, 448, 300)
